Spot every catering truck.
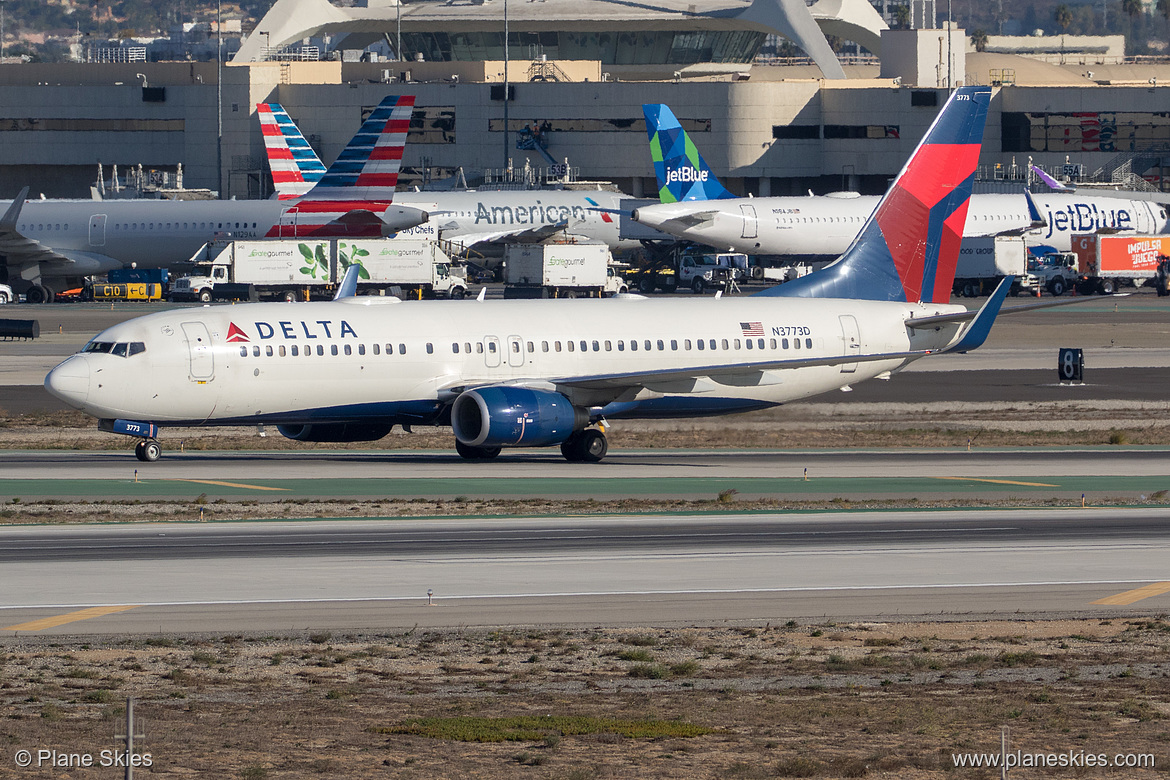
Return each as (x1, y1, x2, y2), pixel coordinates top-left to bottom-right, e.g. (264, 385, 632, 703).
(952, 235, 1038, 297)
(503, 242, 627, 298)
(171, 238, 467, 302)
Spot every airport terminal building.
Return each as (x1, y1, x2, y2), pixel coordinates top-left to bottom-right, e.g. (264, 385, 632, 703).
(0, 0, 1168, 200)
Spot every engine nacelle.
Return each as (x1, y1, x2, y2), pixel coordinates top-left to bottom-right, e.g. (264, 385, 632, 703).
(451, 387, 587, 448)
(276, 423, 394, 443)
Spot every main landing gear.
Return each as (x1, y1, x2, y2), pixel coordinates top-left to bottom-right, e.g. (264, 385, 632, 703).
(134, 439, 162, 462)
(455, 440, 501, 460)
(561, 428, 608, 463)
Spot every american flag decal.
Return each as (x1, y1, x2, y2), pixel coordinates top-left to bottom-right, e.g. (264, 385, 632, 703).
(740, 322, 764, 337)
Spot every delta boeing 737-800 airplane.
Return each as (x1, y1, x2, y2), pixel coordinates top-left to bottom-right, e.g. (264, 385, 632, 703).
(0, 96, 427, 302)
(632, 103, 1169, 259)
(46, 87, 1085, 464)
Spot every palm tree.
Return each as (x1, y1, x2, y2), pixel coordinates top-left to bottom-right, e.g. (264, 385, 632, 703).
(1053, 4, 1074, 32)
(1122, 0, 1143, 50)
(1159, 0, 1170, 37)
(892, 4, 911, 30)
(971, 29, 990, 52)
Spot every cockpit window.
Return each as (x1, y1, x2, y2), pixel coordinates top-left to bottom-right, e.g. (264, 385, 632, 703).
(82, 340, 146, 357)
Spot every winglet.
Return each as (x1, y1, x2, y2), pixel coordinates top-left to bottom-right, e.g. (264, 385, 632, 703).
(333, 263, 361, 300)
(942, 275, 1013, 353)
(1, 186, 29, 231)
(1024, 188, 1046, 228)
(1031, 164, 1075, 192)
(476, 286, 487, 301)
(643, 104, 734, 203)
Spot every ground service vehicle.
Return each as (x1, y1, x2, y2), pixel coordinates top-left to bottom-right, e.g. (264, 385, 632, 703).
(953, 236, 1038, 297)
(1069, 233, 1170, 294)
(172, 238, 467, 302)
(1155, 257, 1170, 296)
(503, 243, 627, 298)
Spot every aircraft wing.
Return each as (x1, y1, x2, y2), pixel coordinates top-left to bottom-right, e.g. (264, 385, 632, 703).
(655, 210, 720, 230)
(441, 221, 572, 250)
(0, 188, 83, 272)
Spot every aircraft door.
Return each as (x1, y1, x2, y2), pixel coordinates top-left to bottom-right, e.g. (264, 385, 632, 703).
(739, 204, 758, 240)
(181, 322, 215, 382)
(838, 315, 860, 373)
(88, 214, 107, 247)
(507, 335, 525, 367)
(484, 336, 501, 368)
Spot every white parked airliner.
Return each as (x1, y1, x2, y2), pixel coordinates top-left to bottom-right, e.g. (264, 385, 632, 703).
(47, 87, 1059, 464)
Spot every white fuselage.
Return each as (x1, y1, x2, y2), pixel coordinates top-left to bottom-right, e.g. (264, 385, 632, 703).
(46, 295, 964, 429)
(633, 193, 1170, 256)
(9, 190, 632, 283)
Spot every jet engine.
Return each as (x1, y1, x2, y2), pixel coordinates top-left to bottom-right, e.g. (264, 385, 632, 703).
(451, 387, 588, 448)
(276, 423, 394, 443)
(381, 205, 429, 233)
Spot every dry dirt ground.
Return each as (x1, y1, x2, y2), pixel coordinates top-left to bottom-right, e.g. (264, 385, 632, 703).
(3, 620, 1170, 779)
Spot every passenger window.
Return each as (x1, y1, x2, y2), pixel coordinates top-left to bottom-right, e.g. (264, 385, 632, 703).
(567, 341, 574, 352)
(292, 345, 299, 356)
(746, 339, 753, 350)
(770, 338, 777, 349)
(805, 338, 813, 349)
(657, 339, 665, 351)
(399, 344, 406, 354)
(452, 342, 460, 354)
(697, 339, 704, 350)
(385, 343, 393, 354)
(708, 339, 716, 350)
(372, 344, 379, 355)
(344, 344, 352, 356)
(527, 341, 534, 352)
(358, 344, 366, 356)
(554, 341, 561, 352)
(782, 338, 789, 349)
(721, 339, 729, 350)
(758, 338, 765, 349)
(645, 340, 653, 351)
(488, 342, 497, 353)
(793, 339, 801, 350)
(617, 340, 624, 351)
(580, 340, 588, 352)
(630, 340, 637, 351)
(604, 340, 611, 351)
(734, 339, 741, 349)
(279, 345, 286, 357)
(592, 340, 600, 352)
(239, 346, 247, 357)
(464, 342, 471, 353)
(684, 339, 691, 350)
(252, 346, 260, 357)
(330, 345, 338, 356)
(317, 345, 324, 355)
(542, 341, 549, 352)
(426, 343, 434, 354)
(512, 342, 520, 353)
(476, 342, 483, 353)
(670, 340, 678, 351)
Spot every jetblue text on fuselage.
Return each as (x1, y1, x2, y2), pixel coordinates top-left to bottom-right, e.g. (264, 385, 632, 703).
(1043, 203, 1132, 239)
(253, 320, 359, 340)
(666, 167, 709, 184)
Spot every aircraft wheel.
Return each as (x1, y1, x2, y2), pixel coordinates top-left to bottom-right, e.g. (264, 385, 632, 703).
(577, 429, 608, 462)
(136, 439, 162, 462)
(25, 285, 52, 304)
(455, 440, 501, 460)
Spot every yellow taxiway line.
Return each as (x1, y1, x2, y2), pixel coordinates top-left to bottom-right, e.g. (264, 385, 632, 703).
(4, 605, 141, 632)
(167, 478, 290, 492)
(1091, 582, 1170, 606)
(932, 476, 1060, 488)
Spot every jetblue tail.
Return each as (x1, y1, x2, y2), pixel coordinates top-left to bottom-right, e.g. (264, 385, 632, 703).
(302, 94, 414, 202)
(757, 86, 991, 304)
(257, 102, 327, 200)
(644, 104, 734, 203)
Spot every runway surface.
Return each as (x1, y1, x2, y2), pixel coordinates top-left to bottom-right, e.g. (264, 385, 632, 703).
(3, 447, 1169, 500)
(3, 509, 1170, 636)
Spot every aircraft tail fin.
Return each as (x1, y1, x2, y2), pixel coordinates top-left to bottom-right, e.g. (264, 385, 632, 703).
(757, 86, 991, 304)
(257, 102, 327, 200)
(643, 104, 734, 203)
(302, 94, 415, 202)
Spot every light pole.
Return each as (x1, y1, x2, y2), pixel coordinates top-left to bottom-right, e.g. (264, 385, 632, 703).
(216, 0, 222, 198)
(396, 0, 402, 62)
(502, 0, 509, 171)
(2, 0, 7, 62)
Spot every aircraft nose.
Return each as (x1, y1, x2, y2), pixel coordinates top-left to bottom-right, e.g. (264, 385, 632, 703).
(44, 355, 91, 409)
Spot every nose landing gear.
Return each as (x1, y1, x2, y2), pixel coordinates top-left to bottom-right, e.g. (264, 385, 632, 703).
(134, 439, 162, 462)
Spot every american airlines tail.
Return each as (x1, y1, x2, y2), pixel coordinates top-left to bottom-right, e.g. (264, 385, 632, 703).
(267, 95, 422, 237)
(758, 86, 992, 304)
(643, 104, 734, 203)
(256, 102, 327, 200)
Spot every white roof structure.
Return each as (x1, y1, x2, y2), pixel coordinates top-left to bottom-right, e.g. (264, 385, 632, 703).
(236, 0, 887, 80)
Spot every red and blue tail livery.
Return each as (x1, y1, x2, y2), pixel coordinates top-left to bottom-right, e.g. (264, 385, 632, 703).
(759, 86, 991, 304)
(308, 95, 413, 202)
(257, 102, 327, 200)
